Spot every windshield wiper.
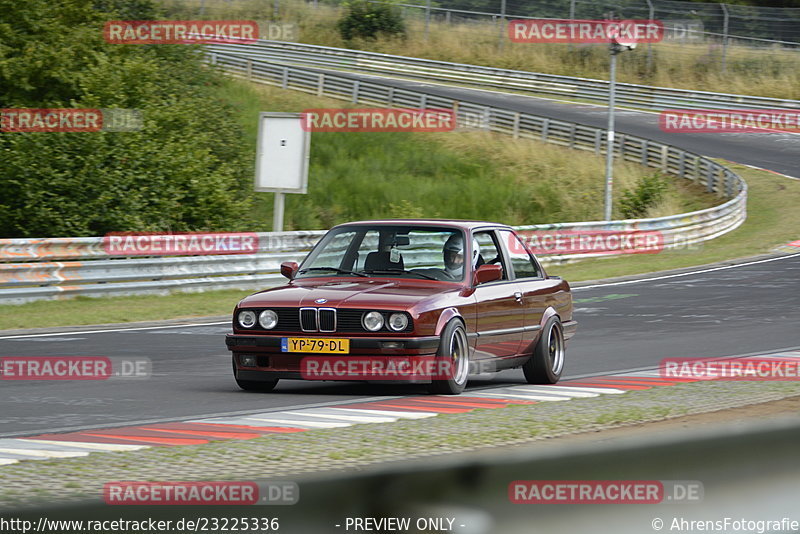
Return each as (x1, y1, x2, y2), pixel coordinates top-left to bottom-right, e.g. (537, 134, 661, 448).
(298, 267, 368, 277)
(365, 269, 438, 280)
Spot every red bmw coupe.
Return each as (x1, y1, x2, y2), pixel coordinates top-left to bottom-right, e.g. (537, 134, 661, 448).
(226, 220, 577, 394)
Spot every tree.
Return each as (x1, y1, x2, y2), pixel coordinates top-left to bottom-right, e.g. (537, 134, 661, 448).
(337, 0, 406, 41)
(0, 0, 253, 237)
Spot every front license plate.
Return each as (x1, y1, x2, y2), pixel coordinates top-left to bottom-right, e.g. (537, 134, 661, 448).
(281, 338, 349, 354)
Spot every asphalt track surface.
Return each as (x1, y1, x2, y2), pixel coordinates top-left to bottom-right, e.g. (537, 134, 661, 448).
(1, 72, 798, 437)
(290, 67, 800, 178)
(2, 253, 799, 436)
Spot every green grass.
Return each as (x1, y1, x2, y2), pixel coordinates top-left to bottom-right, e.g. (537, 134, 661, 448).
(0, 290, 249, 330)
(219, 79, 715, 230)
(545, 164, 800, 282)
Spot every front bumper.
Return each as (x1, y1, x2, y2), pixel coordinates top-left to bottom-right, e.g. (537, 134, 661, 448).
(226, 334, 440, 352)
(227, 334, 441, 379)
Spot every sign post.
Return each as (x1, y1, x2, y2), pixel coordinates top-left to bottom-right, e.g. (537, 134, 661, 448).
(604, 18, 637, 221)
(255, 112, 311, 231)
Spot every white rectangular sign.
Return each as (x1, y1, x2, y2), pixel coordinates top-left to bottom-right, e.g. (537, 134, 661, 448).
(255, 112, 310, 193)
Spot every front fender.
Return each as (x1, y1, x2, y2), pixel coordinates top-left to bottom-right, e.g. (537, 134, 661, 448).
(434, 307, 463, 337)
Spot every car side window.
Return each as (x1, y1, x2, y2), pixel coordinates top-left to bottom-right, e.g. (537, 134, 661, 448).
(474, 230, 509, 280)
(499, 230, 543, 279)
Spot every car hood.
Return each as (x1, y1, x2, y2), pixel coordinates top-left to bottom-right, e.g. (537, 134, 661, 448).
(239, 278, 460, 310)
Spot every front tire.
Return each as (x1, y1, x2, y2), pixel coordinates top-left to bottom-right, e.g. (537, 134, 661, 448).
(233, 357, 279, 392)
(523, 316, 565, 384)
(428, 319, 470, 395)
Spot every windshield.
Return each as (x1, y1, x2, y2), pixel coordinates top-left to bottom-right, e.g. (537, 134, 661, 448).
(296, 225, 467, 281)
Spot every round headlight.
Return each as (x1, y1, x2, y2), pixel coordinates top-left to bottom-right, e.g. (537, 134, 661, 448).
(259, 309, 278, 329)
(238, 310, 256, 328)
(388, 313, 409, 331)
(362, 311, 384, 332)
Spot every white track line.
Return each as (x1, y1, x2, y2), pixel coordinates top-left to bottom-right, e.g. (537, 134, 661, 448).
(576, 252, 800, 290)
(0, 321, 229, 340)
(277, 410, 397, 423)
(329, 408, 436, 419)
(19, 439, 147, 451)
(507, 387, 600, 398)
(222, 416, 350, 429)
(473, 392, 576, 402)
(0, 448, 88, 459)
(550, 385, 627, 394)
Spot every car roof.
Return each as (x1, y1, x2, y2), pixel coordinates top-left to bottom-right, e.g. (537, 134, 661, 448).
(332, 219, 514, 231)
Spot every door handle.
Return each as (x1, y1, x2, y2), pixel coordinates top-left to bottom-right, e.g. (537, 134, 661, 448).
(514, 291, 523, 302)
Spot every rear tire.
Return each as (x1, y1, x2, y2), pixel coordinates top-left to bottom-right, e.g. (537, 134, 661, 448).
(522, 316, 565, 384)
(428, 319, 470, 395)
(233, 357, 278, 392)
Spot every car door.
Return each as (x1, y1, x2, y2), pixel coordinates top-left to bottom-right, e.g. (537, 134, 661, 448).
(471, 230, 526, 364)
(499, 229, 561, 356)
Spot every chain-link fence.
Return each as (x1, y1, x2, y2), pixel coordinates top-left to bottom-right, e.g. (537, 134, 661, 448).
(383, 0, 800, 46)
(162, 0, 800, 76)
(162, 0, 800, 47)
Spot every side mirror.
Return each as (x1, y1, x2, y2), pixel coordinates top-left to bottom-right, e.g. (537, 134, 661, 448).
(280, 261, 299, 280)
(473, 264, 502, 285)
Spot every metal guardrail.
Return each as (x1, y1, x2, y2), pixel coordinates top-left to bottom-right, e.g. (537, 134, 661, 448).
(0, 51, 746, 304)
(206, 40, 800, 112)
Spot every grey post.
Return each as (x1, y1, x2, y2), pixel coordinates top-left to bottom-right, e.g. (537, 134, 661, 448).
(605, 45, 619, 222)
(720, 3, 730, 73)
(498, 0, 507, 51)
(273, 193, 285, 232)
(569, 0, 576, 51)
(425, 0, 431, 40)
(645, 0, 654, 71)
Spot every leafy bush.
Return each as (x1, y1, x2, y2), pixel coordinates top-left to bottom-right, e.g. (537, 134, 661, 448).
(336, 0, 406, 41)
(0, 0, 252, 237)
(619, 173, 669, 219)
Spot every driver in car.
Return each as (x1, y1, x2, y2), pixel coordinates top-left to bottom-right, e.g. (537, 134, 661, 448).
(442, 234, 480, 279)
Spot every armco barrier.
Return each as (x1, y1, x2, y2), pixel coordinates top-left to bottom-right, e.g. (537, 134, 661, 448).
(0, 50, 747, 304)
(206, 39, 800, 112)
